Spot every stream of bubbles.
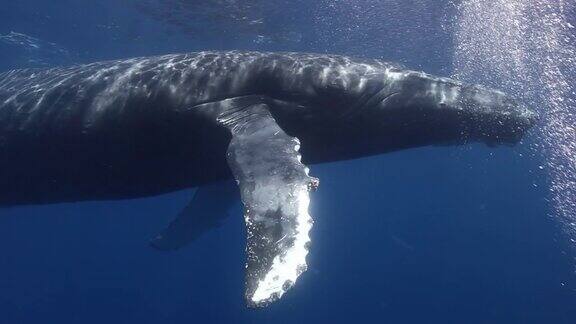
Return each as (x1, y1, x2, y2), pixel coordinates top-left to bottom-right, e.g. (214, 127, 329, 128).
(452, 0, 576, 242)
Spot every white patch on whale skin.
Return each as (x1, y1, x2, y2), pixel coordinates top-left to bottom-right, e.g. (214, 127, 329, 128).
(250, 185, 313, 305)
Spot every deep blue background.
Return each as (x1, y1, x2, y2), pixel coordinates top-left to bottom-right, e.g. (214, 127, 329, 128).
(1, 1, 575, 323)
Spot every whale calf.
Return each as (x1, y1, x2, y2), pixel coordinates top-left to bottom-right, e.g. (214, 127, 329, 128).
(0, 51, 536, 307)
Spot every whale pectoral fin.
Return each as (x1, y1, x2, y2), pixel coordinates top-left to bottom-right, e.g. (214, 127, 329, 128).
(221, 103, 319, 307)
(150, 180, 239, 251)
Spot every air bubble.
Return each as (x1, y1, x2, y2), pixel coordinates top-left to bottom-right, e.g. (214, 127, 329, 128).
(453, 0, 576, 242)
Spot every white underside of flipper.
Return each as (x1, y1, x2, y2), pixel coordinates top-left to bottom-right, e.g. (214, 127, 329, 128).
(219, 100, 318, 307)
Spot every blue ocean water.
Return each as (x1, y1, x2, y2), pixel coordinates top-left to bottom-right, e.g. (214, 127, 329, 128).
(0, 1, 575, 323)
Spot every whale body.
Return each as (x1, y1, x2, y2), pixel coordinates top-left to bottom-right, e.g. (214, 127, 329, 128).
(0, 51, 536, 306)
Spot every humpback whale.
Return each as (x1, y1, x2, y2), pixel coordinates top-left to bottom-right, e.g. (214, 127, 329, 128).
(0, 51, 536, 307)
